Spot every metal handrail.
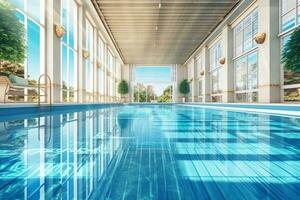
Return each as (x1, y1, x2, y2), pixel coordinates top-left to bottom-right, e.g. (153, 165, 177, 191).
(38, 74, 52, 106)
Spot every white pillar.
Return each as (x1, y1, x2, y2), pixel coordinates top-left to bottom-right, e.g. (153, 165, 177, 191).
(222, 25, 234, 103)
(46, 0, 61, 103)
(257, 0, 281, 103)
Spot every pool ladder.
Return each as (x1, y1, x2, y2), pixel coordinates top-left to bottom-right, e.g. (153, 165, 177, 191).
(38, 74, 52, 106)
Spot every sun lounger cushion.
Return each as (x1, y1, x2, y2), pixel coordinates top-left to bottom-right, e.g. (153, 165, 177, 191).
(9, 75, 28, 86)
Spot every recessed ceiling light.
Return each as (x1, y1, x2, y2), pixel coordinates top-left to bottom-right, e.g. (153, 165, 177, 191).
(158, 3, 162, 9)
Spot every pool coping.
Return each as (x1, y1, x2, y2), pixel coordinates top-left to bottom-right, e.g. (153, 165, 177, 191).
(179, 103, 300, 117)
(0, 102, 300, 117)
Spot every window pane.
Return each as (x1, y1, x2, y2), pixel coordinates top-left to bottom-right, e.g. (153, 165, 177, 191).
(86, 61, 93, 93)
(27, 19, 41, 84)
(9, 0, 24, 10)
(86, 20, 94, 59)
(69, 49, 76, 90)
(62, 44, 68, 90)
(61, 0, 68, 43)
(251, 92, 258, 102)
(298, 6, 300, 23)
(282, 0, 296, 15)
(252, 10, 258, 48)
(69, 0, 77, 49)
(282, 34, 300, 85)
(243, 16, 252, 52)
(282, 10, 296, 31)
(212, 96, 222, 102)
(284, 88, 300, 102)
(234, 24, 243, 56)
(236, 93, 247, 103)
(27, 0, 42, 22)
(209, 41, 222, 70)
(235, 57, 247, 91)
(247, 52, 258, 90)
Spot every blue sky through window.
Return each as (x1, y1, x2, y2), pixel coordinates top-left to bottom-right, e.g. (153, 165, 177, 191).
(134, 66, 172, 96)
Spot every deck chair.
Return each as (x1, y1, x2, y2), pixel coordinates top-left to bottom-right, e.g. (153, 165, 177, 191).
(0, 75, 38, 103)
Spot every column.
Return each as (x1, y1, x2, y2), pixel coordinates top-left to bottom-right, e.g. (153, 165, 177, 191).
(46, 0, 61, 103)
(202, 47, 211, 102)
(222, 25, 234, 103)
(257, 0, 281, 103)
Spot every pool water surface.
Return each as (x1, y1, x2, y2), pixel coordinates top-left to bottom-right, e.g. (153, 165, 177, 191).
(0, 104, 300, 199)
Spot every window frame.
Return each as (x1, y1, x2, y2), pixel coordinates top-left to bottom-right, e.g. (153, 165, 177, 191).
(280, 0, 300, 102)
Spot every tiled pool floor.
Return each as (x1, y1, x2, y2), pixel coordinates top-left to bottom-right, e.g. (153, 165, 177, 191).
(0, 105, 300, 199)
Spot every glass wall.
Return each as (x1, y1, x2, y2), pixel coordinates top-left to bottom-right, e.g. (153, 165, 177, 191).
(9, 0, 45, 101)
(280, 0, 300, 102)
(61, 0, 77, 102)
(209, 40, 223, 102)
(233, 9, 258, 102)
(196, 56, 203, 102)
(107, 51, 115, 101)
(85, 19, 94, 102)
(97, 37, 105, 101)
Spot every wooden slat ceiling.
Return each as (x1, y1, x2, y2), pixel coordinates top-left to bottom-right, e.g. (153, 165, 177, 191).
(92, 0, 240, 64)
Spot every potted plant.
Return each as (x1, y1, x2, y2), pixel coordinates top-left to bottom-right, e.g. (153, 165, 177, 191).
(179, 79, 190, 103)
(117, 80, 129, 102)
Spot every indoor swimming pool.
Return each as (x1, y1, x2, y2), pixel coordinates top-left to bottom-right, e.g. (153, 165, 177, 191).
(0, 104, 300, 199)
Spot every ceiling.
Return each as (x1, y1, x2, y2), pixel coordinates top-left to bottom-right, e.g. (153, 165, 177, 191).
(92, 0, 240, 65)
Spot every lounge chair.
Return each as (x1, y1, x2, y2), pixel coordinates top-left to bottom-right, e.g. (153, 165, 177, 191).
(0, 75, 38, 103)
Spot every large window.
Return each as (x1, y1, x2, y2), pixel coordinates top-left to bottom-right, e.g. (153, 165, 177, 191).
(233, 9, 258, 103)
(235, 52, 258, 102)
(107, 51, 114, 100)
(85, 19, 94, 102)
(97, 37, 105, 101)
(234, 9, 258, 57)
(209, 40, 223, 102)
(280, 0, 300, 32)
(280, 0, 300, 102)
(196, 56, 203, 102)
(9, 0, 45, 101)
(61, 0, 77, 102)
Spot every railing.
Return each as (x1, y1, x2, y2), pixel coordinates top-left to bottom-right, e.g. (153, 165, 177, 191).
(38, 74, 52, 106)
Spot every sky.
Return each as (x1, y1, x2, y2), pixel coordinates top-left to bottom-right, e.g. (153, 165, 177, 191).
(134, 66, 172, 96)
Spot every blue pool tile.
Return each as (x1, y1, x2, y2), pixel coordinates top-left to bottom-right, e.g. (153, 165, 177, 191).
(0, 104, 300, 199)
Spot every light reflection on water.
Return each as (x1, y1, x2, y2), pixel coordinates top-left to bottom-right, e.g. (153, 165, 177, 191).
(0, 105, 300, 199)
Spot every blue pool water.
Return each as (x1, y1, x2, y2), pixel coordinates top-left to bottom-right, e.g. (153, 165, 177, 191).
(0, 104, 300, 199)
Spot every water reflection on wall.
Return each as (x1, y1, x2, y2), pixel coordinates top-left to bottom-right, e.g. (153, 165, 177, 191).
(0, 108, 127, 199)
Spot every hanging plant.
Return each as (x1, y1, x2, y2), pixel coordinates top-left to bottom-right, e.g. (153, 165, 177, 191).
(282, 28, 300, 73)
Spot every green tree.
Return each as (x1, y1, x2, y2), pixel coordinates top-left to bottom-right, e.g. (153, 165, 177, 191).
(118, 80, 129, 95)
(0, 1, 26, 64)
(179, 79, 190, 96)
(282, 28, 300, 73)
(158, 85, 172, 103)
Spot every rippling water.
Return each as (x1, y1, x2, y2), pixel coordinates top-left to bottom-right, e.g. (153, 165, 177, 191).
(0, 105, 300, 199)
